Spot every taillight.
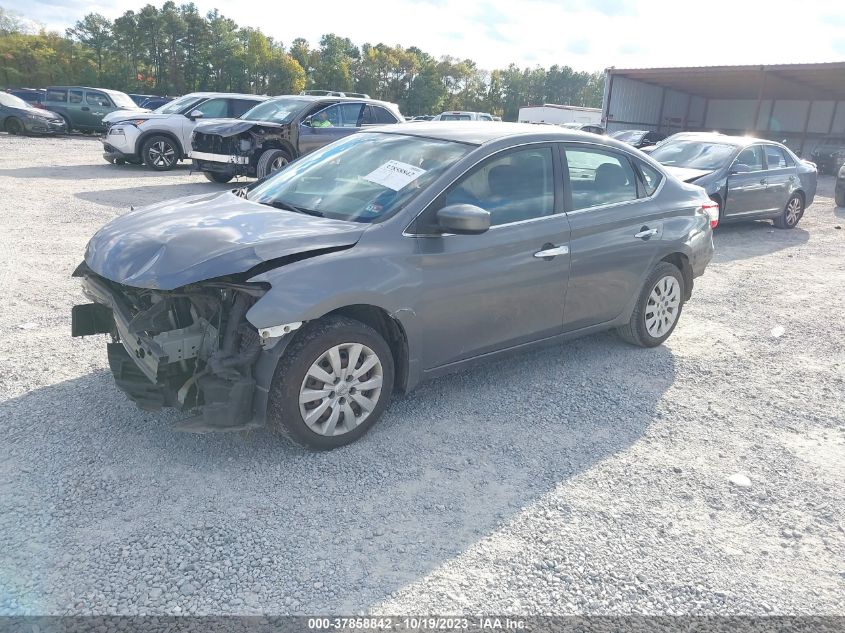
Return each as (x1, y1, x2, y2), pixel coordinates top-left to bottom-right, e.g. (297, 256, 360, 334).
(701, 200, 719, 228)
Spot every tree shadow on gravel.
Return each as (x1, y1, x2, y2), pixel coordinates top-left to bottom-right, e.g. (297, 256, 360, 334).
(711, 221, 809, 263)
(0, 332, 675, 614)
(75, 182, 232, 208)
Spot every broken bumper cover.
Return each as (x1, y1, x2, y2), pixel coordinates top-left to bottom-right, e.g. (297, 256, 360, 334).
(71, 272, 290, 432)
(189, 151, 251, 177)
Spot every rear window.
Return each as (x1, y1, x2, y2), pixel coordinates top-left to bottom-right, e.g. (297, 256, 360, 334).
(46, 89, 67, 102)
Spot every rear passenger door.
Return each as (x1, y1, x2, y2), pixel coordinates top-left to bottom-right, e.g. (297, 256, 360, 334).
(67, 89, 86, 127)
(561, 144, 665, 331)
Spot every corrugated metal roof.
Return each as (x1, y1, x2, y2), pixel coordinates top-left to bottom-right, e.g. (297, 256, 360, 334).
(607, 62, 845, 100)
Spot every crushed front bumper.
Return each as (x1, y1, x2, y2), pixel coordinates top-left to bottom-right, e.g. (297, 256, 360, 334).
(71, 271, 286, 432)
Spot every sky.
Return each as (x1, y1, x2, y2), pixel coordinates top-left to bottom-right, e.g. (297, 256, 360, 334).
(9, 0, 845, 72)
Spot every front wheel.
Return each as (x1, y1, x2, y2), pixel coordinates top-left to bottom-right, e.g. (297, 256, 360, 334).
(268, 316, 394, 450)
(255, 148, 291, 179)
(617, 262, 685, 347)
(835, 187, 845, 207)
(203, 171, 234, 184)
(4, 117, 24, 135)
(142, 135, 179, 171)
(773, 194, 803, 229)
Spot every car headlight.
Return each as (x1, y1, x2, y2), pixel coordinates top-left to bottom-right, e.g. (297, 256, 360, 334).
(123, 119, 149, 127)
(27, 114, 50, 123)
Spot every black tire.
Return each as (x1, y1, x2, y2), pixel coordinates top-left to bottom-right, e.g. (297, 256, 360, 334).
(255, 148, 291, 179)
(617, 262, 685, 348)
(835, 188, 845, 207)
(773, 193, 803, 229)
(268, 315, 395, 450)
(4, 117, 24, 135)
(203, 171, 234, 184)
(59, 116, 72, 133)
(142, 135, 179, 171)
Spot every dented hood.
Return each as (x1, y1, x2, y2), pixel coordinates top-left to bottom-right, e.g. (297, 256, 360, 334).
(84, 191, 366, 290)
(662, 166, 716, 183)
(193, 118, 286, 137)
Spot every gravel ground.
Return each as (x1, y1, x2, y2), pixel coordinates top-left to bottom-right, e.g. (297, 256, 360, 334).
(0, 134, 843, 616)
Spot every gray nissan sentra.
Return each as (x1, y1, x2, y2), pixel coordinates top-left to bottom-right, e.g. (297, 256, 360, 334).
(72, 123, 715, 449)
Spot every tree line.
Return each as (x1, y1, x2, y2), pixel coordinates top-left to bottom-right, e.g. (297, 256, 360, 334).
(0, 3, 604, 119)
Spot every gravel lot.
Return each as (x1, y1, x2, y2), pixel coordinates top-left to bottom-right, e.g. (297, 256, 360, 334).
(0, 133, 843, 617)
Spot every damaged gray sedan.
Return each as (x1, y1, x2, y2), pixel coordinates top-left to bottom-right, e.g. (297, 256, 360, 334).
(73, 123, 715, 449)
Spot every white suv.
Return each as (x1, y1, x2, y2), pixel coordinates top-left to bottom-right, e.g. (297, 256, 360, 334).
(101, 92, 268, 171)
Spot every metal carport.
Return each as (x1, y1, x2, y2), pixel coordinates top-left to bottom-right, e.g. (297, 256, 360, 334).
(601, 62, 845, 156)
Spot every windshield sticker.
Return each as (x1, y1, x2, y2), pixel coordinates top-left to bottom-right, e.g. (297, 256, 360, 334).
(363, 160, 426, 191)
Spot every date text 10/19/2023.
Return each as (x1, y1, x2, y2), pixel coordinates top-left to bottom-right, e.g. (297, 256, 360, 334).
(307, 617, 527, 631)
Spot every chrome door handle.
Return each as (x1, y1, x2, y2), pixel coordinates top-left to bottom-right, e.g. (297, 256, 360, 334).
(634, 228, 658, 239)
(534, 245, 569, 258)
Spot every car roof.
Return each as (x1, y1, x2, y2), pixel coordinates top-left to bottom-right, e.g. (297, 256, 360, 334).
(367, 121, 631, 146)
(262, 94, 399, 108)
(180, 92, 267, 99)
(663, 133, 778, 148)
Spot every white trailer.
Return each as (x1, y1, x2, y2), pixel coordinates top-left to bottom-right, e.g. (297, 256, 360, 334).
(518, 104, 602, 126)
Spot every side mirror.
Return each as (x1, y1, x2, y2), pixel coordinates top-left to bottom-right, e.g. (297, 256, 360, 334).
(730, 163, 751, 174)
(436, 204, 491, 235)
(189, 109, 204, 120)
(302, 115, 312, 127)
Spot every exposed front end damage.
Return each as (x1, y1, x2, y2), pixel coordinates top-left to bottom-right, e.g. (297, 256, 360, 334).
(72, 267, 280, 432)
(191, 122, 294, 179)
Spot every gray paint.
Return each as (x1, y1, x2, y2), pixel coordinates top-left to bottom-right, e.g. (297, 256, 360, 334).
(81, 123, 716, 418)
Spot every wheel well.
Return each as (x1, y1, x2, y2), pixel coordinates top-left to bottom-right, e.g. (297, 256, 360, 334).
(324, 305, 409, 393)
(792, 189, 805, 205)
(255, 139, 296, 160)
(661, 253, 693, 301)
(138, 130, 184, 158)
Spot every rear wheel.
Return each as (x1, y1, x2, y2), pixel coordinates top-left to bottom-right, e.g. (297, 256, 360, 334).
(617, 262, 685, 348)
(203, 171, 234, 184)
(142, 135, 179, 171)
(268, 316, 394, 450)
(256, 148, 291, 179)
(60, 116, 72, 133)
(4, 117, 24, 135)
(773, 194, 803, 229)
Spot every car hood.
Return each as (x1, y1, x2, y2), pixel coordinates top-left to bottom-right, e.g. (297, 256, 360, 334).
(83, 191, 367, 290)
(194, 118, 287, 137)
(102, 108, 155, 123)
(662, 166, 716, 183)
(10, 105, 63, 120)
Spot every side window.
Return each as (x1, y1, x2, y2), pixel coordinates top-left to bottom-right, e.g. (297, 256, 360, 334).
(371, 106, 399, 124)
(69, 90, 83, 104)
(311, 103, 341, 126)
(193, 98, 228, 119)
(46, 89, 68, 103)
(229, 99, 260, 118)
(480, 114, 493, 121)
(565, 147, 639, 210)
(733, 145, 764, 171)
(86, 91, 111, 107)
(338, 103, 365, 127)
(442, 147, 554, 227)
(636, 160, 663, 196)
(765, 145, 789, 169)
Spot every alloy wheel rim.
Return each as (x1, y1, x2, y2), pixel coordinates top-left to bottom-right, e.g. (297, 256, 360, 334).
(148, 141, 175, 167)
(271, 156, 288, 172)
(299, 342, 383, 436)
(645, 276, 681, 338)
(786, 198, 802, 225)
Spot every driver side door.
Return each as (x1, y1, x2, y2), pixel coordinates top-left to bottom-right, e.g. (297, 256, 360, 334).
(298, 102, 366, 155)
(724, 144, 767, 217)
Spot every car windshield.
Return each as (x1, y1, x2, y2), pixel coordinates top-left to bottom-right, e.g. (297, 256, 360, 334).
(239, 98, 307, 123)
(612, 130, 646, 142)
(440, 114, 472, 120)
(107, 91, 138, 109)
(0, 92, 29, 109)
(649, 141, 738, 170)
(155, 94, 204, 114)
(247, 132, 472, 223)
